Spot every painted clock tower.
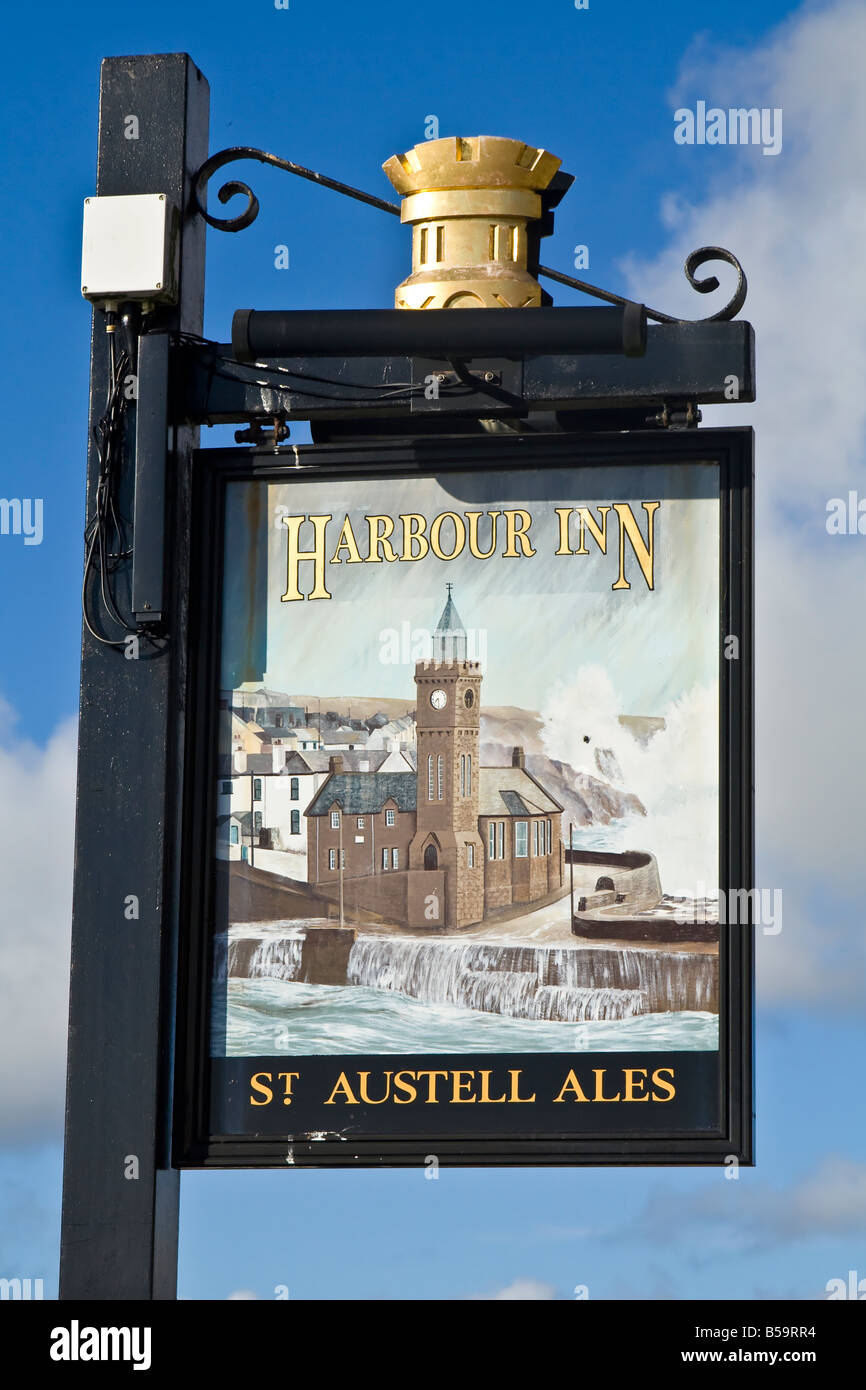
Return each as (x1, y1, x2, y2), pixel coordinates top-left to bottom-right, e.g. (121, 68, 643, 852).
(409, 587, 485, 927)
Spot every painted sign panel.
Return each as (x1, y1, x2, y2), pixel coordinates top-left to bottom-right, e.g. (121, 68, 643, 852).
(180, 432, 752, 1166)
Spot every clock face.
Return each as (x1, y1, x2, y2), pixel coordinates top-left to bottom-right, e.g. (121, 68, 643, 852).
(430, 689, 448, 710)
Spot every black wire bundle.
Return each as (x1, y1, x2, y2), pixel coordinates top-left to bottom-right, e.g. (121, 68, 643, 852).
(172, 330, 477, 406)
(82, 330, 135, 646)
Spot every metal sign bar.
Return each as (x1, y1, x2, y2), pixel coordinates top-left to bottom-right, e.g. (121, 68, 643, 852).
(171, 320, 754, 427)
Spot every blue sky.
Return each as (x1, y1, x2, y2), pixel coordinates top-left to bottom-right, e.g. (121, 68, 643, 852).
(2, 0, 865, 1301)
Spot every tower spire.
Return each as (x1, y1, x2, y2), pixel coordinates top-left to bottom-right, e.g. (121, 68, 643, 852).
(433, 585, 467, 663)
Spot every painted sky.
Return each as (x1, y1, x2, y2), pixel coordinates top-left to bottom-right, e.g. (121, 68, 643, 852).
(222, 463, 718, 713)
(1, 0, 865, 1305)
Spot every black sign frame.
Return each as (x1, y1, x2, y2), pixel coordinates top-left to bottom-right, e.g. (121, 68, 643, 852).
(174, 426, 753, 1168)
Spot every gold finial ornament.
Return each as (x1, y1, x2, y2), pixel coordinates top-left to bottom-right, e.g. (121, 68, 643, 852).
(382, 136, 562, 310)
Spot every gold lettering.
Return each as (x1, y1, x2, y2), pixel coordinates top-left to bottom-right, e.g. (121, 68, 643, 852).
(553, 1069, 590, 1104)
(365, 515, 399, 563)
(502, 509, 535, 557)
(415, 1069, 450, 1103)
(400, 514, 429, 561)
(554, 507, 573, 555)
(358, 1070, 393, 1103)
(324, 1071, 359, 1105)
(249, 1072, 273, 1107)
(393, 1070, 418, 1104)
(651, 1067, 676, 1101)
(329, 514, 364, 564)
(281, 514, 332, 601)
(277, 1071, 300, 1106)
(429, 511, 466, 561)
(592, 1068, 622, 1102)
(573, 505, 610, 556)
(611, 501, 659, 591)
(452, 1070, 477, 1103)
(508, 1069, 536, 1103)
(466, 510, 501, 560)
(622, 1068, 650, 1102)
(479, 1070, 508, 1104)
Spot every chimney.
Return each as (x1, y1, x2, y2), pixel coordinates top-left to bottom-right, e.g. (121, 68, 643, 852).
(512, 746, 525, 769)
(329, 755, 343, 774)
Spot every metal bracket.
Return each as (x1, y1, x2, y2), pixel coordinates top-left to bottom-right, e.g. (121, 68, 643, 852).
(233, 417, 290, 447)
(646, 402, 703, 430)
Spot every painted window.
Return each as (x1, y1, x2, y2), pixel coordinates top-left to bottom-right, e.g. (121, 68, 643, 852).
(230, 824, 239, 845)
(254, 811, 262, 832)
(392, 848, 399, 869)
(466, 754, 471, 796)
(498, 821, 505, 859)
(515, 821, 528, 858)
(330, 810, 340, 829)
(428, 753, 434, 800)
(533, 821, 539, 857)
(546, 818, 552, 854)
(290, 810, 300, 835)
(329, 848, 336, 870)
(467, 843, 475, 869)
(382, 847, 389, 870)
(437, 754, 444, 800)
(221, 780, 232, 795)
(357, 817, 365, 829)
(460, 754, 465, 797)
(253, 778, 262, 801)
(488, 822, 496, 859)
(290, 777, 299, 800)
(385, 808, 396, 826)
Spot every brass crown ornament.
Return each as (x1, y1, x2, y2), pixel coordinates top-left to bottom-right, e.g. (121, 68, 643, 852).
(382, 135, 562, 310)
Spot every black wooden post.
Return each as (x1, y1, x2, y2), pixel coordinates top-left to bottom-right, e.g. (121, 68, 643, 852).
(60, 53, 209, 1300)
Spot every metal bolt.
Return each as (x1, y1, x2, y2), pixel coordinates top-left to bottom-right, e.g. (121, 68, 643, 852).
(483, 371, 495, 382)
(155, 282, 162, 290)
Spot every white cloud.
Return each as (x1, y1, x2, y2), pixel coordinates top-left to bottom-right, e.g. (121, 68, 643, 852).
(635, 1156, 866, 1253)
(622, 0, 866, 1005)
(0, 712, 76, 1144)
(472, 1277, 558, 1300)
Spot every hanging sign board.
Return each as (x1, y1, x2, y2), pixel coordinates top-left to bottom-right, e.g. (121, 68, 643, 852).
(176, 429, 752, 1166)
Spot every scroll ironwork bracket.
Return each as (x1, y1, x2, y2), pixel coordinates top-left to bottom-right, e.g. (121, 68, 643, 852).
(193, 147, 748, 326)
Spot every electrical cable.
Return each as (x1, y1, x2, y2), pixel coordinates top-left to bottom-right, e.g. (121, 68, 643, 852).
(82, 321, 157, 648)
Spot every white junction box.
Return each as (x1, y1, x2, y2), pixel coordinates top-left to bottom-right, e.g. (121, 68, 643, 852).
(81, 193, 180, 304)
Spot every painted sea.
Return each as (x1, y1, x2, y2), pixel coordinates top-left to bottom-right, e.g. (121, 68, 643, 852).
(213, 818, 720, 1057)
(213, 977, 718, 1057)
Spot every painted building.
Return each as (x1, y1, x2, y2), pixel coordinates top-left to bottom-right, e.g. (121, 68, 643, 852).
(304, 590, 564, 929)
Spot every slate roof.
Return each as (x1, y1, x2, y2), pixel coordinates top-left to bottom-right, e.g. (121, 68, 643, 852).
(478, 766, 563, 817)
(306, 772, 417, 816)
(283, 749, 392, 774)
(244, 754, 275, 774)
